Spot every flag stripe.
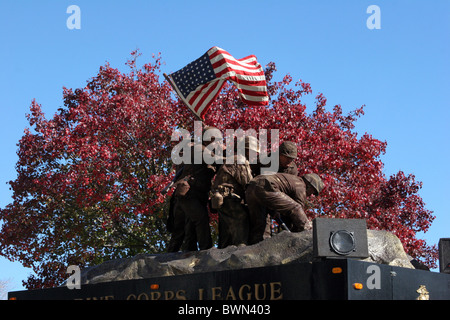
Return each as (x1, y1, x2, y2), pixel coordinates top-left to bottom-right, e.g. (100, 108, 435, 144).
(189, 79, 221, 110)
(240, 92, 270, 101)
(236, 84, 267, 92)
(238, 56, 258, 64)
(211, 54, 261, 72)
(196, 80, 225, 118)
(210, 47, 257, 64)
(187, 81, 212, 107)
(221, 71, 267, 84)
(212, 55, 262, 73)
(238, 88, 269, 97)
(214, 64, 265, 77)
(242, 97, 269, 105)
(209, 47, 263, 76)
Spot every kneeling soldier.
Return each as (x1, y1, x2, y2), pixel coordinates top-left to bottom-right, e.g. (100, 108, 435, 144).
(246, 173, 324, 245)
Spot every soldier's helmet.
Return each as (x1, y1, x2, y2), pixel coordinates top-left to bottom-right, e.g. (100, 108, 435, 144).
(302, 173, 324, 196)
(279, 141, 297, 159)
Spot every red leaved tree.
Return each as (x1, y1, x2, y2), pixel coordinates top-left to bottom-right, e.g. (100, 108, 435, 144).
(0, 53, 436, 289)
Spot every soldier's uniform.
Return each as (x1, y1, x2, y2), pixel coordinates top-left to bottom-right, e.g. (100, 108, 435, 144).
(210, 136, 259, 249)
(166, 143, 216, 252)
(260, 141, 298, 237)
(246, 173, 324, 245)
(280, 162, 297, 175)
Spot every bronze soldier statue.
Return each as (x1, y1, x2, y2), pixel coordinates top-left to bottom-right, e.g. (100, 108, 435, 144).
(165, 164, 194, 252)
(166, 138, 217, 252)
(210, 136, 260, 249)
(259, 140, 298, 175)
(278, 141, 298, 175)
(260, 141, 299, 237)
(246, 172, 324, 245)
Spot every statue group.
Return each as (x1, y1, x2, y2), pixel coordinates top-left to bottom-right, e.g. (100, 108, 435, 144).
(165, 130, 324, 253)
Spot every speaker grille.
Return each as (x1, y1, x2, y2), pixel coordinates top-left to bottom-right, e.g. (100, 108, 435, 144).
(329, 230, 356, 255)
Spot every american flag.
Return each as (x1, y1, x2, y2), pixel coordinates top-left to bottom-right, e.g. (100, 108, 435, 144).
(164, 46, 269, 120)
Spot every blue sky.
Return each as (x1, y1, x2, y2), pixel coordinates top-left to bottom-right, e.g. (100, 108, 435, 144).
(0, 1, 449, 292)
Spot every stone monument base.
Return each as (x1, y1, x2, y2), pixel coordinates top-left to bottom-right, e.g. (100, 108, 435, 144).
(11, 228, 450, 300)
(76, 229, 414, 286)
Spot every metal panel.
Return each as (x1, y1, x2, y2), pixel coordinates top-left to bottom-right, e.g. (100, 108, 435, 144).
(8, 259, 450, 300)
(391, 265, 450, 300)
(311, 259, 347, 300)
(9, 263, 314, 300)
(346, 259, 393, 300)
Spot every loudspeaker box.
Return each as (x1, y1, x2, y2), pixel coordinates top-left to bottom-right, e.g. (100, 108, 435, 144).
(439, 238, 450, 274)
(313, 217, 369, 259)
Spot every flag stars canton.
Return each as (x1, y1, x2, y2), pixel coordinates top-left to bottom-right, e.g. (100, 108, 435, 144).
(171, 53, 216, 98)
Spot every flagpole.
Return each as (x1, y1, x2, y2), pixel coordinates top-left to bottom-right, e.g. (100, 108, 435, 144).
(163, 73, 203, 122)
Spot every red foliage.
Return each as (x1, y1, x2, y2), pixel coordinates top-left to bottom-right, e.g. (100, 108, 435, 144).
(0, 52, 437, 289)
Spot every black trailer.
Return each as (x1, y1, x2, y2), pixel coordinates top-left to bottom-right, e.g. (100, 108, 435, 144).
(8, 258, 450, 300)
